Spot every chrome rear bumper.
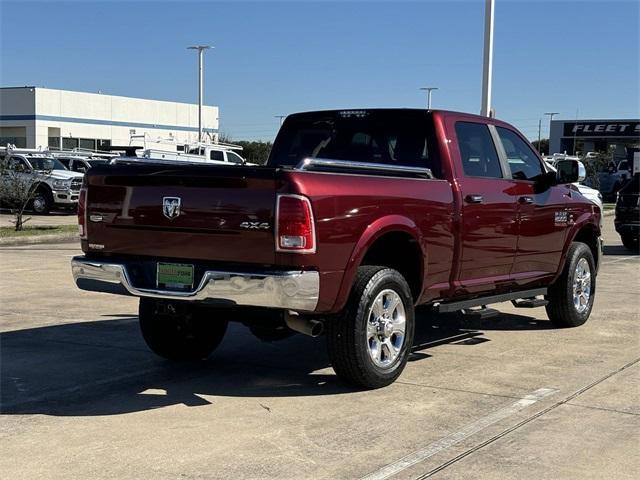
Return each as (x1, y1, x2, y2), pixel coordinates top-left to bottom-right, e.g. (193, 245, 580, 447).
(71, 257, 319, 312)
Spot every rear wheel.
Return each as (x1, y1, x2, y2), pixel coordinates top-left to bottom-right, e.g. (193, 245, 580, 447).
(545, 242, 596, 328)
(621, 234, 639, 252)
(326, 266, 415, 389)
(139, 298, 228, 360)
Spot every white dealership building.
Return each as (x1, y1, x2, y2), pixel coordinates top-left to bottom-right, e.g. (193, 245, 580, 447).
(0, 86, 219, 150)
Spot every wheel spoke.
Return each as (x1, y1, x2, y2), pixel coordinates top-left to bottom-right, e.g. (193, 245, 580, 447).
(387, 294, 401, 316)
(372, 296, 384, 319)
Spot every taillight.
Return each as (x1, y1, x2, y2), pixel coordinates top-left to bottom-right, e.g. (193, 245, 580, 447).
(276, 194, 316, 253)
(78, 187, 87, 239)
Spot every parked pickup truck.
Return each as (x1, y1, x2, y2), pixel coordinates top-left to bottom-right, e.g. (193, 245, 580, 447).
(72, 109, 602, 388)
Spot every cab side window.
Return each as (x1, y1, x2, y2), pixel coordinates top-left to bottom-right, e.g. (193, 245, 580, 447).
(210, 150, 224, 161)
(9, 157, 29, 172)
(226, 152, 244, 164)
(455, 122, 503, 178)
(496, 127, 544, 181)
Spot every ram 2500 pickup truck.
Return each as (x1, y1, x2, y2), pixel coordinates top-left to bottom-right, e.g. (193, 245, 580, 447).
(72, 109, 602, 388)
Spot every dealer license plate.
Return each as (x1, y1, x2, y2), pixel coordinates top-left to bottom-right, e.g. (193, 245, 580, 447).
(157, 262, 194, 289)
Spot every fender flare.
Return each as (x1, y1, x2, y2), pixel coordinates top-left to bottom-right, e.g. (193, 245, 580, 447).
(330, 214, 426, 312)
(553, 216, 601, 283)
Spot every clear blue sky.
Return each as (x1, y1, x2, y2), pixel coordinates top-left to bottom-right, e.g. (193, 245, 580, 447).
(1, 0, 638, 141)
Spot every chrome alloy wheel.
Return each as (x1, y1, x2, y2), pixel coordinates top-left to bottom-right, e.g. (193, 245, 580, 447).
(572, 258, 592, 314)
(366, 289, 407, 368)
(32, 196, 46, 213)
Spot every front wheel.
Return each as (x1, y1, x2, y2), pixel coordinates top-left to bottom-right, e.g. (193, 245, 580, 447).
(139, 298, 228, 360)
(31, 190, 52, 215)
(545, 242, 596, 328)
(326, 266, 415, 389)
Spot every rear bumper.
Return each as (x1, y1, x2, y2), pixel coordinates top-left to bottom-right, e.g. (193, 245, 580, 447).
(71, 257, 320, 312)
(614, 221, 640, 237)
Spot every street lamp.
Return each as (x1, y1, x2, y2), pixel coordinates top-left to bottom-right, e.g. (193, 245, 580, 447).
(187, 45, 212, 143)
(274, 115, 286, 127)
(480, 0, 495, 117)
(419, 87, 438, 109)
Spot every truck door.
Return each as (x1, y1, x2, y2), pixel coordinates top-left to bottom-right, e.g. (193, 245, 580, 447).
(453, 121, 519, 295)
(494, 126, 569, 280)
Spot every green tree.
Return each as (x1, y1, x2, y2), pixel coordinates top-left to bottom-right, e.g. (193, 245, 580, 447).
(531, 139, 549, 155)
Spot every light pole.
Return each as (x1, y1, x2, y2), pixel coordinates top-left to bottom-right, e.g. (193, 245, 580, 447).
(544, 112, 559, 152)
(419, 87, 438, 109)
(480, 0, 495, 117)
(274, 115, 286, 127)
(187, 45, 212, 143)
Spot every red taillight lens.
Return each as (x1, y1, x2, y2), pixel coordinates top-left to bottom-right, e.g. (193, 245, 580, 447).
(78, 187, 87, 239)
(276, 194, 316, 253)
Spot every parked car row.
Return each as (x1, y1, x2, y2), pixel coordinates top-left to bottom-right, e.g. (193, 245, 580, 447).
(0, 142, 250, 214)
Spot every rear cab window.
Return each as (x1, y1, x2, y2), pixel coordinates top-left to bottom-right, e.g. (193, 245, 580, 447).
(268, 110, 443, 178)
(455, 122, 503, 178)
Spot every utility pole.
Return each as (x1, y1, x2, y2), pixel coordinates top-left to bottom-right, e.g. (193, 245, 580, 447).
(480, 0, 495, 117)
(544, 112, 559, 153)
(187, 45, 212, 143)
(274, 115, 286, 127)
(537, 118, 542, 154)
(419, 87, 438, 109)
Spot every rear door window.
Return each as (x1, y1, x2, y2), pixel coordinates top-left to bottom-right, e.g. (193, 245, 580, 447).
(455, 122, 503, 178)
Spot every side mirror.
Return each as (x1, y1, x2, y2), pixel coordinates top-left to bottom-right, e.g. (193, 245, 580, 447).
(555, 159, 586, 184)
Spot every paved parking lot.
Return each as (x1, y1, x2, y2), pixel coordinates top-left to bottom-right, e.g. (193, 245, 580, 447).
(1, 216, 638, 480)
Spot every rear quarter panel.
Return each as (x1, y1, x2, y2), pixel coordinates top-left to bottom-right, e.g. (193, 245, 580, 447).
(277, 170, 455, 312)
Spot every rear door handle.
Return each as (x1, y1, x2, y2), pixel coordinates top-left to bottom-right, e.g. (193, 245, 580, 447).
(464, 194, 484, 204)
(518, 196, 534, 204)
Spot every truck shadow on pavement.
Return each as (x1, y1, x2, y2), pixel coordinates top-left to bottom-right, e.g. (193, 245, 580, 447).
(1, 310, 550, 417)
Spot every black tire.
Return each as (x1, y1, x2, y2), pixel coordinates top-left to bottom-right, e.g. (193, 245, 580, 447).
(621, 234, 639, 252)
(139, 298, 228, 361)
(326, 266, 415, 389)
(31, 190, 52, 215)
(545, 242, 596, 328)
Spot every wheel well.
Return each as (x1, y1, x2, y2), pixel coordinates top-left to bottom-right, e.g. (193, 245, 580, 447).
(573, 224, 599, 270)
(360, 232, 423, 300)
(32, 182, 52, 196)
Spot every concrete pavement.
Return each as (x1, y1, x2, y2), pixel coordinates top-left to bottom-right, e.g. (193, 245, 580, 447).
(0, 216, 638, 480)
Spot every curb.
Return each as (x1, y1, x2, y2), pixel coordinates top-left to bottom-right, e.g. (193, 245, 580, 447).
(0, 232, 79, 247)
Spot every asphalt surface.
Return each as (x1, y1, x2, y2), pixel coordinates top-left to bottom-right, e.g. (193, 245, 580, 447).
(1, 216, 638, 480)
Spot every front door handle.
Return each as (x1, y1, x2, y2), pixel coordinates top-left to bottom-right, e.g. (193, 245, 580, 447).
(518, 196, 534, 204)
(465, 194, 484, 204)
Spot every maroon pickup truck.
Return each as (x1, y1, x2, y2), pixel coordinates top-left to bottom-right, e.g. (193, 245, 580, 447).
(72, 109, 602, 388)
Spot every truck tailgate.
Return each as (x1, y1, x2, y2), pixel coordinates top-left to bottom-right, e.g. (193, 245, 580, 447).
(84, 164, 278, 265)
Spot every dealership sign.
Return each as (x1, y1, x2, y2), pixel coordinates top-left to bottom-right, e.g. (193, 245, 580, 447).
(563, 121, 640, 137)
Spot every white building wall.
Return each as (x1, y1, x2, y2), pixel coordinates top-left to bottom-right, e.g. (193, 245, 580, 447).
(1, 87, 218, 149)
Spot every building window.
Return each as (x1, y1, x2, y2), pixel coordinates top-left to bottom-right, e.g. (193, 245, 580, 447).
(63, 138, 79, 150)
(79, 138, 96, 150)
(0, 137, 27, 148)
(97, 139, 111, 151)
(48, 137, 61, 149)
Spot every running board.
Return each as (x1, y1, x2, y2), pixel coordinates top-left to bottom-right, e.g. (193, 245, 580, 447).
(511, 297, 549, 308)
(434, 288, 547, 313)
